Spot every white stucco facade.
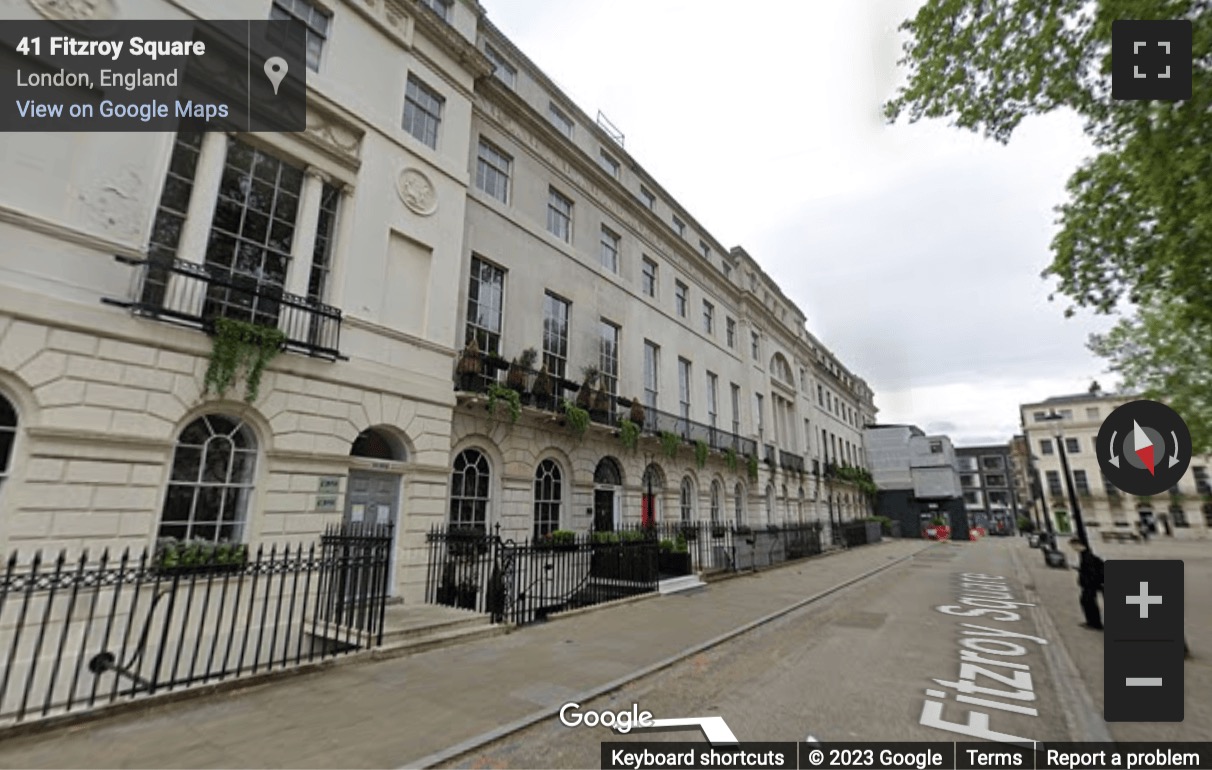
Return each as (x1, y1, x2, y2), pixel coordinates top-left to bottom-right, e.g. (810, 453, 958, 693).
(0, 0, 880, 601)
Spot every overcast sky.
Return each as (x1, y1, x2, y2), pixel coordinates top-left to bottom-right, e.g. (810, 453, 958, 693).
(481, 0, 1118, 447)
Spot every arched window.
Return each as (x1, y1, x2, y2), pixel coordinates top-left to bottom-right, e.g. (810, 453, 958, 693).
(770, 354, 794, 388)
(159, 414, 257, 543)
(710, 480, 722, 523)
(734, 483, 745, 524)
(680, 477, 695, 522)
(594, 457, 622, 486)
(533, 459, 562, 539)
(450, 448, 491, 530)
(0, 393, 17, 493)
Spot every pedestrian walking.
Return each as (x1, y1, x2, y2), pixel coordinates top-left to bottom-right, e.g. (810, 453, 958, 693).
(1069, 537, 1104, 630)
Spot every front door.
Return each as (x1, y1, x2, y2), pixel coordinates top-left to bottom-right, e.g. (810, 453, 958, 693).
(345, 470, 400, 592)
(594, 489, 615, 532)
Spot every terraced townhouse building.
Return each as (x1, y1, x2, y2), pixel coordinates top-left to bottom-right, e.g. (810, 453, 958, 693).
(1020, 392, 1212, 540)
(0, 0, 877, 601)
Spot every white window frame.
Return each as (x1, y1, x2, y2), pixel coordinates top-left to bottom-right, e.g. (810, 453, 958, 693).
(270, 0, 331, 72)
(475, 138, 511, 204)
(158, 414, 258, 544)
(599, 225, 620, 273)
(549, 103, 574, 137)
(484, 44, 516, 88)
(643, 340, 659, 409)
(674, 280, 688, 318)
(533, 459, 562, 538)
(403, 74, 444, 149)
(641, 257, 658, 298)
(599, 149, 620, 178)
(547, 187, 573, 242)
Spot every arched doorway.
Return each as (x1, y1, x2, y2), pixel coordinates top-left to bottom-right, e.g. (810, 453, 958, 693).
(641, 463, 665, 527)
(347, 427, 406, 591)
(593, 456, 623, 532)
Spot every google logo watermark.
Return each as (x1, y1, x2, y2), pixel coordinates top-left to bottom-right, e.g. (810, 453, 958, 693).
(558, 702, 654, 734)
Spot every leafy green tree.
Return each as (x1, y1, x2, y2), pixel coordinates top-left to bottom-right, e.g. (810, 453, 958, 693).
(884, 0, 1211, 452)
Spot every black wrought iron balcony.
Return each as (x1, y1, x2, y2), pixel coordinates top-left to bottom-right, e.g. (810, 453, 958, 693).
(640, 406, 757, 457)
(451, 354, 759, 456)
(763, 444, 777, 465)
(779, 450, 805, 474)
(107, 256, 343, 359)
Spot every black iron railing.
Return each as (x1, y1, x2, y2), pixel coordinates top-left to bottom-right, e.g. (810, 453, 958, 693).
(779, 450, 805, 474)
(424, 521, 827, 624)
(452, 354, 758, 456)
(424, 526, 658, 625)
(0, 524, 389, 727)
(106, 255, 343, 360)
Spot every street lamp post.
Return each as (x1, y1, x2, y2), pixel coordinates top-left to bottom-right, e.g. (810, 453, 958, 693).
(1043, 411, 1091, 550)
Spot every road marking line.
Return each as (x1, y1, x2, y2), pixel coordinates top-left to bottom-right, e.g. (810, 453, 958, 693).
(1126, 678, 1162, 686)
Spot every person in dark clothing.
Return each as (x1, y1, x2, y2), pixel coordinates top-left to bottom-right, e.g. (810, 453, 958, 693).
(1069, 537, 1103, 629)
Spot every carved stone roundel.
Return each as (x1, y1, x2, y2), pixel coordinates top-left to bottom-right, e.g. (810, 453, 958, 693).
(397, 168, 437, 216)
(29, 0, 117, 21)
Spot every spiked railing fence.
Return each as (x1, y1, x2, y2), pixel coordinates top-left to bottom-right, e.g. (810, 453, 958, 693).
(0, 523, 390, 727)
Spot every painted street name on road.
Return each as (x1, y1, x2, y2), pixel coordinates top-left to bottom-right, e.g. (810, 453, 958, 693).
(920, 572, 1049, 744)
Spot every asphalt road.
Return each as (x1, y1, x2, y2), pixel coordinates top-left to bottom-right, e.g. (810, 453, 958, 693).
(439, 538, 1103, 769)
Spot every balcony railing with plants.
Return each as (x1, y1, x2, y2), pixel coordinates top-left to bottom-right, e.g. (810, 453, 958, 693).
(779, 450, 805, 474)
(106, 255, 343, 361)
(452, 345, 758, 460)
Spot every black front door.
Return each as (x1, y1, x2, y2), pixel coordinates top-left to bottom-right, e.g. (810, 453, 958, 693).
(594, 489, 614, 532)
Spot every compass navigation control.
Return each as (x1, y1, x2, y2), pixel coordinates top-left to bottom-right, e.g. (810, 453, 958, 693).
(1097, 400, 1191, 496)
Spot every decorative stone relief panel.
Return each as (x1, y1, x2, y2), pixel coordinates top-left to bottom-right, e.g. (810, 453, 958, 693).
(397, 168, 437, 216)
(302, 105, 365, 168)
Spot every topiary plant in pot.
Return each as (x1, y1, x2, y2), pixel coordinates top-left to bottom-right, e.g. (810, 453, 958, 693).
(532, 365, 554, 411)
(576, 365, 600, 411)
(629, 396, 646, 428)
(456, 337, 483, 392)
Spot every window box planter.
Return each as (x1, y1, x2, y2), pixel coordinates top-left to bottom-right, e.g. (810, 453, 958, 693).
(539, 530, 578, 550)
(153, 540, 248, 577)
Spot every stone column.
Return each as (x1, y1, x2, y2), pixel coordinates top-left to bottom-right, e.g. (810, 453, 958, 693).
(285, 167, 325, 299)
(322, 183, 355, 311)
(175, 131, 228, 265)
(164, 131, 226, 317)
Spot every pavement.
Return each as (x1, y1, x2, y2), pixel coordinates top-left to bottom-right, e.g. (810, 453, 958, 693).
(0, 539, 929, 769)
(1015, 535, 1212, 742)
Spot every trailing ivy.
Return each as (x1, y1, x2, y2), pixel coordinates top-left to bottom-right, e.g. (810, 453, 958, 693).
(694, 439, 708, 469)
(487, 382, 521, 423)
(725, 446, 738, 473)
(660, 430, 680, 459)
(562, 398, 589, 439)
(204, 317, 285, 403)
(618, 418, 640, 452)
(746, 453, 759, 482)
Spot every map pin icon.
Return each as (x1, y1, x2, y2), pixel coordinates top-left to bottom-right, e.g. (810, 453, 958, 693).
(264, 56, 288, 95)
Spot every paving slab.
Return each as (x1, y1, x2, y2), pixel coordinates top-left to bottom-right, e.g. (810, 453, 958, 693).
(0, 540, 926, 769)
